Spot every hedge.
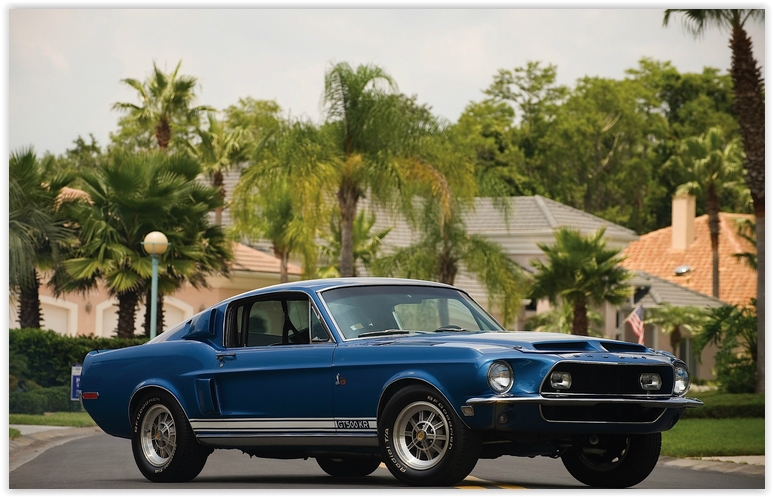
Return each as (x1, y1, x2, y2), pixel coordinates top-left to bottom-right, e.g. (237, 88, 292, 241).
(682, 392, 765, 419)
(9, 385, 80, 414)
(9, 328, 148, 388)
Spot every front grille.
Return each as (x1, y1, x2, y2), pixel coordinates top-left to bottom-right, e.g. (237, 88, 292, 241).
(541, 403, 666, 423)
(540, 362, 674, 396)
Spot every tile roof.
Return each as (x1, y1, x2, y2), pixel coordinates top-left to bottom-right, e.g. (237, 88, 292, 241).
(465, 196, 639, 239)
(620, 213, 756, 306)
(630, 271, 726, 309)
(230, 242, 301, 275)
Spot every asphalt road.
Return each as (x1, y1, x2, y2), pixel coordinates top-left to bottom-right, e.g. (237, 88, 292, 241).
(9, 433, 764, 489)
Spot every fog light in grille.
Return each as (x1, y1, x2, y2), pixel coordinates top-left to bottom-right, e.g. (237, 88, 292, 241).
(550, 371, 572, 390)
(640, 373, 662, 391)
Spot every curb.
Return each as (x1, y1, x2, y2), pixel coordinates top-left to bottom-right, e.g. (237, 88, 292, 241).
(9, 426, 103, 472)
(657, 456, 766, 476)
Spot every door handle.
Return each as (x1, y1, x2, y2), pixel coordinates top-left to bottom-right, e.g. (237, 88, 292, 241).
(216, 352, 236, 361)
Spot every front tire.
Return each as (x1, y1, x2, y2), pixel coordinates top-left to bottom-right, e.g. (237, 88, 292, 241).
(131, 391, 210, 482)
(379, 385, 480, 486)
(561, 433, 661, 488)
(316, 456, 381, 477)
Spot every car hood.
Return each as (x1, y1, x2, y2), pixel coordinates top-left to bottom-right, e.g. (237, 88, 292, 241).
(369, 331, 654, 355)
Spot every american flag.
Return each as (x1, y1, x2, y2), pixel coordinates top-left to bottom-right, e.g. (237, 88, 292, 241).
(626, 304, 645, 345)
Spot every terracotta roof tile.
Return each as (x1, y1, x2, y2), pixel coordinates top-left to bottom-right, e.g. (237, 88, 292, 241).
(230, 242, 302, 275)
(621, 213, 756, 306)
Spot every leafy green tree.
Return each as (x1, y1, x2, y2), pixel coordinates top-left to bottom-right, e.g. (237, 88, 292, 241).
(484, 61, 568, 167)
(694, 300, 757, 393)
(60, 151, 229, 337)
(664, 8, 765, 394)
(644, 303, 710, 354)
(525, 301, 603, 335)
(223, 97, 282, 159)
(112, 60, 213, 151)
(454, 99, 532, 197)
(187, 112, 246, 225)
(529, 228, 632, 336)
(668, 126, 748, 297)
(319, 210, 391, 278)
(9, 148, 75, 329)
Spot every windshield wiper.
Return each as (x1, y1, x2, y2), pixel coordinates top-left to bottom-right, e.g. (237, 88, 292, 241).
(358, 329, 411, 338)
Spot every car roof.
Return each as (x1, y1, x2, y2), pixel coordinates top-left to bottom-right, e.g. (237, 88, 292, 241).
(222, 277, 458, 304)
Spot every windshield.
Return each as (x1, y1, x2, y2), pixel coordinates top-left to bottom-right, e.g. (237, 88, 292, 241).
(320, 285, 505, 339)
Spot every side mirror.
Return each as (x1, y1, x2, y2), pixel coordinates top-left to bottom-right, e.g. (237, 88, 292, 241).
(184, 309, 216, 340)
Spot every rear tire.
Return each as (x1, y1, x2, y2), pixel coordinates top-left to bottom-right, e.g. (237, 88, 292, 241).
(379, 385, 480, 486)
(561, 433, 661, 488)
(131, 391, 210, 482)
(316, 456, 381, 477)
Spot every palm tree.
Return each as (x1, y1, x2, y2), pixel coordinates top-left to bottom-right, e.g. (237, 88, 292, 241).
(187, 112, 246, 225)
(319, 210, 391, 278)
(60, 151, 230, 337)
(9, 148, 74, 329)
(525, 301, 604, 335)
(112, 60, 213, 151)
(668, 127, 747, 298)
(372, 199, 527, 328)
(323, 62, 426, 277)
(645, 303, 710, 354)
(529, 228, 632, 336)
(663, 7, 765, 394)
(231, 119, 333, 281)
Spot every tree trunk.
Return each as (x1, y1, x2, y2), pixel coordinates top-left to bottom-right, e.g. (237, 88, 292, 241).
(337, 183, 359, 278)
(142, 288, 166, 337)
(571, 299, 589, 336)
(213, 169, 225, 226)
(730, 23, 765, 395)
(707, 187, 721, 298)
(274, 246, 289, 283)
(18, 269, 42, 329)
(116, 290, 139, 338)
(155, 117, 172, 150)
(670, 325, 682, 354)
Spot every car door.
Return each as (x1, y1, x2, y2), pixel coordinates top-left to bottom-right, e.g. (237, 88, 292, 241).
(210, 292, 336, 438)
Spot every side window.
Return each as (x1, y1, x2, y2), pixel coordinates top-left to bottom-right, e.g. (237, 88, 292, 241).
(227, 294, 331, 347)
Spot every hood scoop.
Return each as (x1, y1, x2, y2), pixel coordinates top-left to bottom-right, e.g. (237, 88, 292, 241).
(521, 340, 648, 354)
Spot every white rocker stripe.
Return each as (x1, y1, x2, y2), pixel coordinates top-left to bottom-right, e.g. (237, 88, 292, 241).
(189, 417, 378, 434)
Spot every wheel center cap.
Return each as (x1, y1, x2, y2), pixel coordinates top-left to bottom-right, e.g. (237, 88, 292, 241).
(416, 430, 426, 441)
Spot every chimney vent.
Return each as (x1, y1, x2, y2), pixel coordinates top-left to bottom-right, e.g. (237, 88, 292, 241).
(672, 195, 695, 250)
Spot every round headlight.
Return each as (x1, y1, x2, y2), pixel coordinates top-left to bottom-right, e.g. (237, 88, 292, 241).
(488, 361, 513, 394)
(674, 366, 690, 396)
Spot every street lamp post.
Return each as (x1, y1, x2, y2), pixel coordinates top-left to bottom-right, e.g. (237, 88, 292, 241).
(142, 231, 169, 340)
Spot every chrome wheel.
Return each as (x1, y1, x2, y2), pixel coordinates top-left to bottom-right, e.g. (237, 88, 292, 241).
(392, 400, 450, 470)
(140, 404, 177, 467)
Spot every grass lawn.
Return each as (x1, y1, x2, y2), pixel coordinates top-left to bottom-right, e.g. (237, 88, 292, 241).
(9, 428, 21, 440)
(9, 411, 96, 428)
(662, 418, 764, 458)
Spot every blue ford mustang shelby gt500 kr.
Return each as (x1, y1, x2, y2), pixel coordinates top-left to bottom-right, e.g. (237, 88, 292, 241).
(80, 278, 702, 487)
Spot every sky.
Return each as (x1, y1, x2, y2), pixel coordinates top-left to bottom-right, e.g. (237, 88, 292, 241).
(8, 5, 767, 157)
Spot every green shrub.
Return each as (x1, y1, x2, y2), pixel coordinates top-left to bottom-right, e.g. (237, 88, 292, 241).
(9, 385, 80, 414)
(683, 391, 765, 419)
(9, 328, 147, 388)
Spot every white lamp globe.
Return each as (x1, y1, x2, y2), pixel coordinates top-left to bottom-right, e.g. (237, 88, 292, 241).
(143, 231, 169, 256)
